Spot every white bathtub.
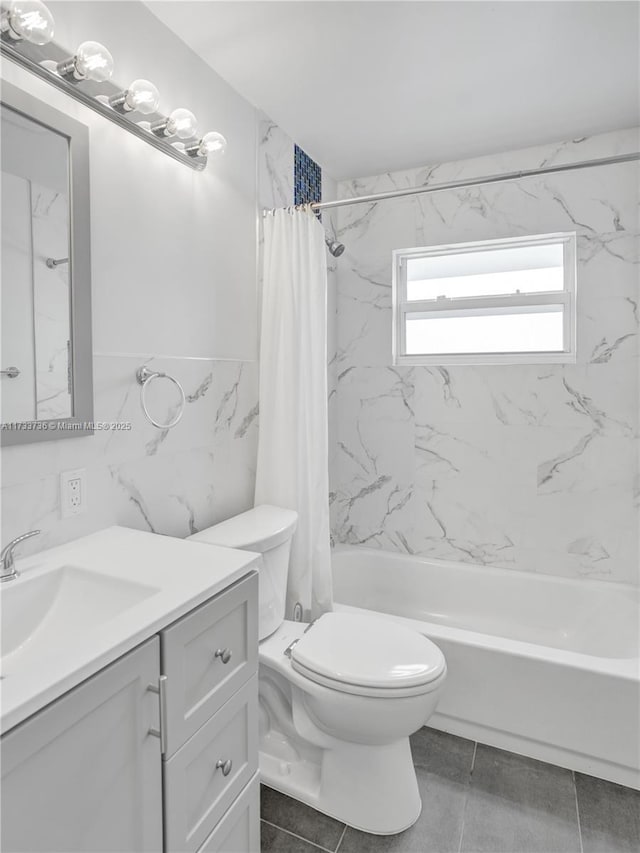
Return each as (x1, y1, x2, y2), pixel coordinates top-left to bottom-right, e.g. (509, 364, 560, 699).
(331, 546, 640, 789)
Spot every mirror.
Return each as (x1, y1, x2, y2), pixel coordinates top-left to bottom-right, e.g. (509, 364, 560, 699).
(1, 83, 93, 444)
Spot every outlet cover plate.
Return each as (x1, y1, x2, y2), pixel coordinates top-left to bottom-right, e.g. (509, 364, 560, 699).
(60, 468, 86, 518)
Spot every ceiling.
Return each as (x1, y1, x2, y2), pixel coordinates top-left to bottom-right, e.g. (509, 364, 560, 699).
(146, 1, 640, 180)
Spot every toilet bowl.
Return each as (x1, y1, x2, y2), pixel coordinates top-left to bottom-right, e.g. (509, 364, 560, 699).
(259, 614, 446, 833)
(189, 505, 447, 834)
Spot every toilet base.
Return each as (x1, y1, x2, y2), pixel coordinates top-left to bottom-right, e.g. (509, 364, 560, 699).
(259, 735, 422, 835)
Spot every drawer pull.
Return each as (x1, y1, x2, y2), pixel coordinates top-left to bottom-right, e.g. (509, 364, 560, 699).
(147, 675, 168, 755)
(214, 647, 232, 664)
(216, 758, 233, 776)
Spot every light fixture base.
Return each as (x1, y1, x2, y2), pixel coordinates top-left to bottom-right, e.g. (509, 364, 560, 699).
(149, 117, 169, 136)
(55, 56, 76, 76)
(107, 91, 127, 110)
(0, 32, 208, 172)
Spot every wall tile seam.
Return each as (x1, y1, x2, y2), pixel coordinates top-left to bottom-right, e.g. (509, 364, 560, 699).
(93, 353, 258, 364)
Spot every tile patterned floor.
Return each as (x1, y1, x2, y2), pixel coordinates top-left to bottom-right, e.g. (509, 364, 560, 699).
(260, 728, 640, 853)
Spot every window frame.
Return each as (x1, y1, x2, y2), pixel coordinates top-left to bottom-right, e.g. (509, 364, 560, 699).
(392, 232, 577, 366)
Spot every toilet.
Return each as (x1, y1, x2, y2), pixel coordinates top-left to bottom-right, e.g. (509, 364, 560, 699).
(189, 505, 447, 835)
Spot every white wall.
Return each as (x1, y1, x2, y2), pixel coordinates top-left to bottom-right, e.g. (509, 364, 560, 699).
(43, 0, 259, 362)
(331, 129, 639, 585)
(1, 1, 260, 555)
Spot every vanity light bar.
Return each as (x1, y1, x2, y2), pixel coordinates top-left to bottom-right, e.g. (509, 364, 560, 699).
(0, 3, 226, 172)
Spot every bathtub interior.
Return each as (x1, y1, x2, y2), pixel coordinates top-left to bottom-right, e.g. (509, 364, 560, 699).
(331, 546, 640, 790)
(331, 547, 640, 659)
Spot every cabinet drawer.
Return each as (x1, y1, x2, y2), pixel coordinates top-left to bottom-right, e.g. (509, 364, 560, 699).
(161, 572, 258, 755)
(164, 675, 258, 853)
(197, 773, 260, 853)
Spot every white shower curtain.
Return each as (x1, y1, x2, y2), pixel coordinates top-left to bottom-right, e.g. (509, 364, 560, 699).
(255, 207, 333, 619)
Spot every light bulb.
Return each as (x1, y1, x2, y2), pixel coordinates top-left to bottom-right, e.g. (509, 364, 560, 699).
(166, 108, 198, 140)
(125, 79, 159, 114)
(74, 41, 113, 82)
(109, 79, 160, 115)
(186, 131, 227, 159)
(199, 131, 227, 156)
(2, 0, 54, 45)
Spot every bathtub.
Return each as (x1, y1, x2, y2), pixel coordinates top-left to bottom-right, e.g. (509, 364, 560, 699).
(331, 546, 640, 789)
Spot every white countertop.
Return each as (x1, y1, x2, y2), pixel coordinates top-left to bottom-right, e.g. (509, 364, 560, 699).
(0, 526, 260, 733)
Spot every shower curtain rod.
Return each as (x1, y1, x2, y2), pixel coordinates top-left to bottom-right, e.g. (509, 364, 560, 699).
(303, 152, 640, 213)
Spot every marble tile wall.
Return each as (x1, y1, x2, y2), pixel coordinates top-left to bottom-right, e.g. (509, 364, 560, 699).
(258, 115, 295, 211)
(1, 356, 259, 552)
(331, 129, 639, 585)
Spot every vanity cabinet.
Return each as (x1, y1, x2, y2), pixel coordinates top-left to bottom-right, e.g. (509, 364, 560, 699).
(161, 572, 258, 757)
(164, 677, 258, 852)
(1, 638, 163, 852)
(197, 774, 260, 853)
(1, 571, 259, 853)
(161, 572, 259, 853)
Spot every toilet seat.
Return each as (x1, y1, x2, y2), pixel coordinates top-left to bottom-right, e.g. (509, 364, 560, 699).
(289, 612, 446, 698)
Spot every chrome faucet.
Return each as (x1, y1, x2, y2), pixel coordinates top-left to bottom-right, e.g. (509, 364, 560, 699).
(0, 531, 41, 583)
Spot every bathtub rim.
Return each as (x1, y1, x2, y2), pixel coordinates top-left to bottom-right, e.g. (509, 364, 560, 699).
(332, 544, 640, 596)
(331, 545, 640, 680)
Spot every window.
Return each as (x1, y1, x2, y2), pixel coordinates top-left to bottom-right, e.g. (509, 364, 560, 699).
(392, 233, 576, 365)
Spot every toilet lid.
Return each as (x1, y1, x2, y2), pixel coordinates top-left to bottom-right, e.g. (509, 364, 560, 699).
(289, 612, 445, 691)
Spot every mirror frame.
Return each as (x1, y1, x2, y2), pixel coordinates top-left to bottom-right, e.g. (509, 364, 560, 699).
(1, 81, 93, 445)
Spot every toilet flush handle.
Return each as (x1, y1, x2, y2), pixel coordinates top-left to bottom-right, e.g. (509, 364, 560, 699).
(284, 639, 299, 658)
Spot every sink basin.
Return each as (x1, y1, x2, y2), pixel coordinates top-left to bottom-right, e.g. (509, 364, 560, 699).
(0, 525, 261, 734)
(1, 565, 159, 675)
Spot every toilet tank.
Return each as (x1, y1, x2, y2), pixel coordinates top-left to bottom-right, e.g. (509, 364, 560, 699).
(188, 505, 298, 639)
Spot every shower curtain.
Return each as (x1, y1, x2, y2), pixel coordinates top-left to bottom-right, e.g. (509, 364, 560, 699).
(255, 207, 333, 619)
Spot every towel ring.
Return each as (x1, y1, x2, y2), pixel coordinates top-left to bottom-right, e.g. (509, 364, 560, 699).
(136, 367, 186, 430)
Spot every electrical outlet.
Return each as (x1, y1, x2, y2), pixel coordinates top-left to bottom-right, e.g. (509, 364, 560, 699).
(60, 468, 86, 518)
